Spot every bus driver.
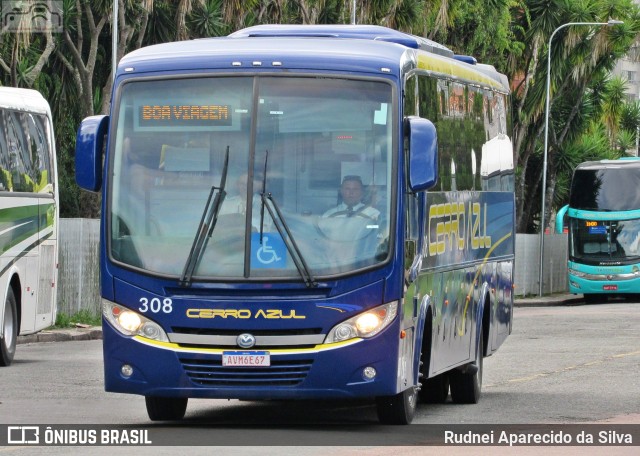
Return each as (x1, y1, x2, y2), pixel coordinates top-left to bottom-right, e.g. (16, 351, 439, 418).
(323, 175, 380, 220)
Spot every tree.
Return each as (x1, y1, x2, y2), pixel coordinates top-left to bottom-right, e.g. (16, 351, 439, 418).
(510, 0, 640, 233)
(0, 0, 57, 87)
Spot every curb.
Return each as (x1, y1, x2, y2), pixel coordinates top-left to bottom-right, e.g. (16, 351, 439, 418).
(514, 294, 584, 307)
(17, 327, 103, 345)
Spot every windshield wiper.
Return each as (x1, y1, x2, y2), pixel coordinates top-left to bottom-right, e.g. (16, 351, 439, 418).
(179, 147, 229, 287)
(259, 151, 317, 288)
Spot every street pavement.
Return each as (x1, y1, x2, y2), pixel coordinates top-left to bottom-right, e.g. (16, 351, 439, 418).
(16, 294, 585, 345)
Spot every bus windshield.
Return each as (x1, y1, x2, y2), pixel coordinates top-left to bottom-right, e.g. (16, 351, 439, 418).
(570, 218, 640, 264)
(570, 167, 640, 211)
(109, 76, 393, 280)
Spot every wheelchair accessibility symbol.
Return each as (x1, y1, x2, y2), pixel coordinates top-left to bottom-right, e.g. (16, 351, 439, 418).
(251, 233, 286, 268)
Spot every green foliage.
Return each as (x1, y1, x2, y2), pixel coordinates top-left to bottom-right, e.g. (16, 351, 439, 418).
(188, 0, 227, 37)
(616, 129, 637, 155)
(53, 309, 102, 328)
(620, 100, 640, 134)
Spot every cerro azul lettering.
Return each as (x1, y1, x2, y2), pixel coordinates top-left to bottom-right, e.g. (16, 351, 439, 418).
(186, 308, 305, 319)
(428, 201, 492, 256)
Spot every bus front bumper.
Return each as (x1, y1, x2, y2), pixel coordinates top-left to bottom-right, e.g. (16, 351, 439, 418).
(568, 272, 640, 295)
(101, 320, 402, 400)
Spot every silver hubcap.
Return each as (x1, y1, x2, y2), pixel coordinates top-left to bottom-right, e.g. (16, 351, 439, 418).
(3, 300, 14, 349)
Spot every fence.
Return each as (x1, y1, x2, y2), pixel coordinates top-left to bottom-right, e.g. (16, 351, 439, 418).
(55, 220, 570, 314)
(514, 233, 568, 296)
(57, 218, 100, 315)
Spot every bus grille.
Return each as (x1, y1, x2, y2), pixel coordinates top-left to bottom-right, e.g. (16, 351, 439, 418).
(179, 357, 313, 387)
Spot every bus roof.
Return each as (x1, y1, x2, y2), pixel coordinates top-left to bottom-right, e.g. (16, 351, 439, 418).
(576, 158, 640, 170)
(118, 25, 508, 92)
(0, 87, 51, 115)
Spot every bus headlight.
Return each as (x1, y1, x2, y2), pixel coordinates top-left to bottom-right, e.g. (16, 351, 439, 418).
(325, 302, 398, 343)
(102, 300, 169, 342)
(568, 269, 586, 278)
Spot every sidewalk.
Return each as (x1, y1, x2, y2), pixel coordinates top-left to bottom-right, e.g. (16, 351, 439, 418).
(17, 294, 584, 345)
(17, 326, 102, 345)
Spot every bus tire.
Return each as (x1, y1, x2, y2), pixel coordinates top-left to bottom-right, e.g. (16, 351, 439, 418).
(583, 294, 602, 304)
(145, 396, 188, 421)
(375, 386, 417, 425)
(419, 373, 449, 404)
(0, 288, 17, 367)
(450, 327, 483, 404)
(418, 325, 449, 403)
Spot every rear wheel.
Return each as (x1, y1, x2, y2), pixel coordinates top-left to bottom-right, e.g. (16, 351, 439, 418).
(145, 396, 188, 421)
(0, 288, 17, 367)
(450, 328, 483, 404)
(375, 386, 417, 425)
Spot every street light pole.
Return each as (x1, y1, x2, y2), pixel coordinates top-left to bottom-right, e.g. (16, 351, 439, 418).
(538, 19, 624, 296)
(112, 0, 118, 84)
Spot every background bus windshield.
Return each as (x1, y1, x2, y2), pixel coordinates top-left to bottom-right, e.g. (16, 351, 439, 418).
(570, 167, 640, 211)
(110, 76, 393, 280)
(570, 218, 640, 263)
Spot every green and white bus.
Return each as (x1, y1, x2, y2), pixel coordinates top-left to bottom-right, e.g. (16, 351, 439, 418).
(0, 87, 59, 366)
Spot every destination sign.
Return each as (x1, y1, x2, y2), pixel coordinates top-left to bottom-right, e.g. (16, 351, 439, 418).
(139, 104, 231, 127)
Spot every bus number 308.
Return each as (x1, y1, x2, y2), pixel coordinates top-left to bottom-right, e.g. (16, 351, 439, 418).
(139, 297, 173, 314)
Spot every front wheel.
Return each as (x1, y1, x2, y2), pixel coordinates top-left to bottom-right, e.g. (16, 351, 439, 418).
(0, 288, 18, 367)
(145, 396, 188, 421)
(583, 294, 604, 304)
(419, 373, 449, 404)
(375, 386, 417, 425)
(450, 327, 483, 404)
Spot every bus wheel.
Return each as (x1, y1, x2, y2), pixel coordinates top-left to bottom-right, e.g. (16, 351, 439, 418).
(145, 396, 188, 421)
(419, 373, 449, 404)
(583, 294, 602, 304)
(0, 288, 17, 367)
(450, 328, 483, 404)
(375, 386, 417, 424)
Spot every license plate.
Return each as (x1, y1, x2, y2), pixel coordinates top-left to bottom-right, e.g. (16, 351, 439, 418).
(222, 351, 270, 367)
(603, 285, 618, 291)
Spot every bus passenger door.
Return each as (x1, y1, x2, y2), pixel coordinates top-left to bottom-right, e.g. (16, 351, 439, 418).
(35, 200, 56, 331)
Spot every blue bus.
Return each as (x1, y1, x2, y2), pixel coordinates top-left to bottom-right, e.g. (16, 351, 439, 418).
(75, 24, 514, 424)
(556, 158, 640, 303)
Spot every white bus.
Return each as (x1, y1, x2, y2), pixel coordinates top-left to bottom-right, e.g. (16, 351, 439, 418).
(0, 87, 59, 366)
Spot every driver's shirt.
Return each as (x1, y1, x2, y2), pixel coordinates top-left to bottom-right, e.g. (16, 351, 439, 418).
(322, 202, 380, 220)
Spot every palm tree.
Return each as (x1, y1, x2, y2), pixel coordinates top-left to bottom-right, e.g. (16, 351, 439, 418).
(512, 0, 640, 232)
(601, 75, 629, 145)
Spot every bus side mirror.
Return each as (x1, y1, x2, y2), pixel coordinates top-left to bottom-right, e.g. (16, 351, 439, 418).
(76, 115, 109, 192)
(556, 204, 569, 234)
(406, 116, 438, 192)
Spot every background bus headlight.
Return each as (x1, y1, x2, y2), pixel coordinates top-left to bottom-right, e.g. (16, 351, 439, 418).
(325, 302, 397, 343)
(102, 300, 169, 342)
(568, 269, 586, 278)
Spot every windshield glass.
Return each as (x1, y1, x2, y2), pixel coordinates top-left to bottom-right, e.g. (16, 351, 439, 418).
(110, 76, 394, 280)
(570, 167, 640, 211)
(570, 218, 640, 264)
